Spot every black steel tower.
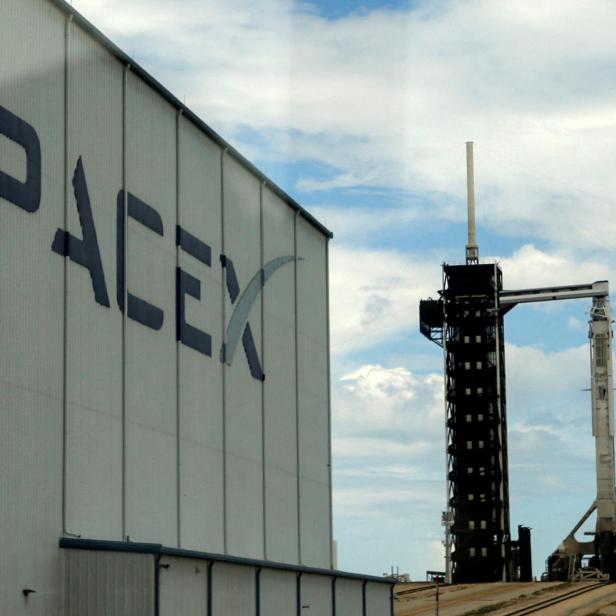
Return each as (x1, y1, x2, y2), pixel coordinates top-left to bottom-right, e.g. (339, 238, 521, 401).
(419, 142, 512, 582)
(420, 263, 511, 582)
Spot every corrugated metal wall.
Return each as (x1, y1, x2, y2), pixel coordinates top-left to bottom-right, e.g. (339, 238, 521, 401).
(177, 117, 225, 554)
(365, 582, 393, 616)
(61, 548, 393, 616)
(159, 556, 209, 615)
(1, 0, 334, 609)
(335, 579, 365, 616)
(260, 569, 297, 615)
(300, 573, 333, 616)
(222, 157, 265, 559)
(297, 219, 332, 568)
(64, 15, 124, 543)
(123, 70, 179, 547)
(262, 186, 300, 564)
(62, 550, 154, 616)
(0, 0, 423, 612)
(0, 0, 65, 612)
(211, 562, 257, 615)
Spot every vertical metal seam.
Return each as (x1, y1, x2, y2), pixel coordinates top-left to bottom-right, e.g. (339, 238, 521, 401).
(154, 554, 161, 616)
(260, 181, 267, 560)
(362, 580, 367, 616)
(121, 63, 131, 541)
(221, 147, 228, 554)
(325, 238, 333, 567)
(61, 11, 73, 536)
(331, 576, 337, 616)
(176, 108, 182, 548)
(207, 561, 214, 616)
(255, 566, 262, 616)
(294, 210, 301, 563)
(296, 572, 302, 616)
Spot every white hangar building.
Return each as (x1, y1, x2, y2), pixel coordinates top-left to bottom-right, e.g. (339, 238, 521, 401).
(0, 0, 394, 613)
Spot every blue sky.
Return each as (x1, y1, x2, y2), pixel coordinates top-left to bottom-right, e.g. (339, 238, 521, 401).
(73, 0, 616, 579)
(309, 0, 414, 18)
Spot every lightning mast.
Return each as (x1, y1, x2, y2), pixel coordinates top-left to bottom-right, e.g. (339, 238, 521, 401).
(465, 141, 479, 265)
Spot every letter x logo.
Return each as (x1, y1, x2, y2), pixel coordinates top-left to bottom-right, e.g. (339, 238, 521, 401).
(220, 255, 296, 381)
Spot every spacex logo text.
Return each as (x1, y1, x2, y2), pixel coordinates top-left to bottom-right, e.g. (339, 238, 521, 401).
(0, 104, 296, 381)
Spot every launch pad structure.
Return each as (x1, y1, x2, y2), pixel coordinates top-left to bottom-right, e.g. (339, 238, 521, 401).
(419, 142, 616, 584)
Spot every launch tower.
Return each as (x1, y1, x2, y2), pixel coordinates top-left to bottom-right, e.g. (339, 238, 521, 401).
(420, 144, 512, 582)
(420, 142, 616, 584)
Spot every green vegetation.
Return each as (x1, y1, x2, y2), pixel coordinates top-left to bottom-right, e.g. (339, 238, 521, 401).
(461, 601, 508, 615)
(528, 582, 571, 597)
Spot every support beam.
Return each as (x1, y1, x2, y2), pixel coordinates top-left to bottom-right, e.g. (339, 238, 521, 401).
(500, 281, 608, 306)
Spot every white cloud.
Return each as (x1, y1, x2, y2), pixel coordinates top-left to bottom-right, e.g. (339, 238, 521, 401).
(328, 338, 604, 574)
(494, 244, 610, 290)
(334, 485, 441, 510)
(506, 342, 589, 413)
(329, 246, 441, 354)
(331, 364, 445, 535)
(426, 539, 445, 573)
(328, 242, 609, 357)
(342, 365, 416, 401)
(72, 0, 616, 253)
(504, 342, 598, 521)
(334, 364, 443, 435)
(568, 316, 586, 331)
(332, 436, 432, 460)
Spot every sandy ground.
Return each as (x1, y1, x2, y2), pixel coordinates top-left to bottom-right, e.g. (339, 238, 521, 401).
(512, 584, 616, 616)
(393, 581, 616, 616)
